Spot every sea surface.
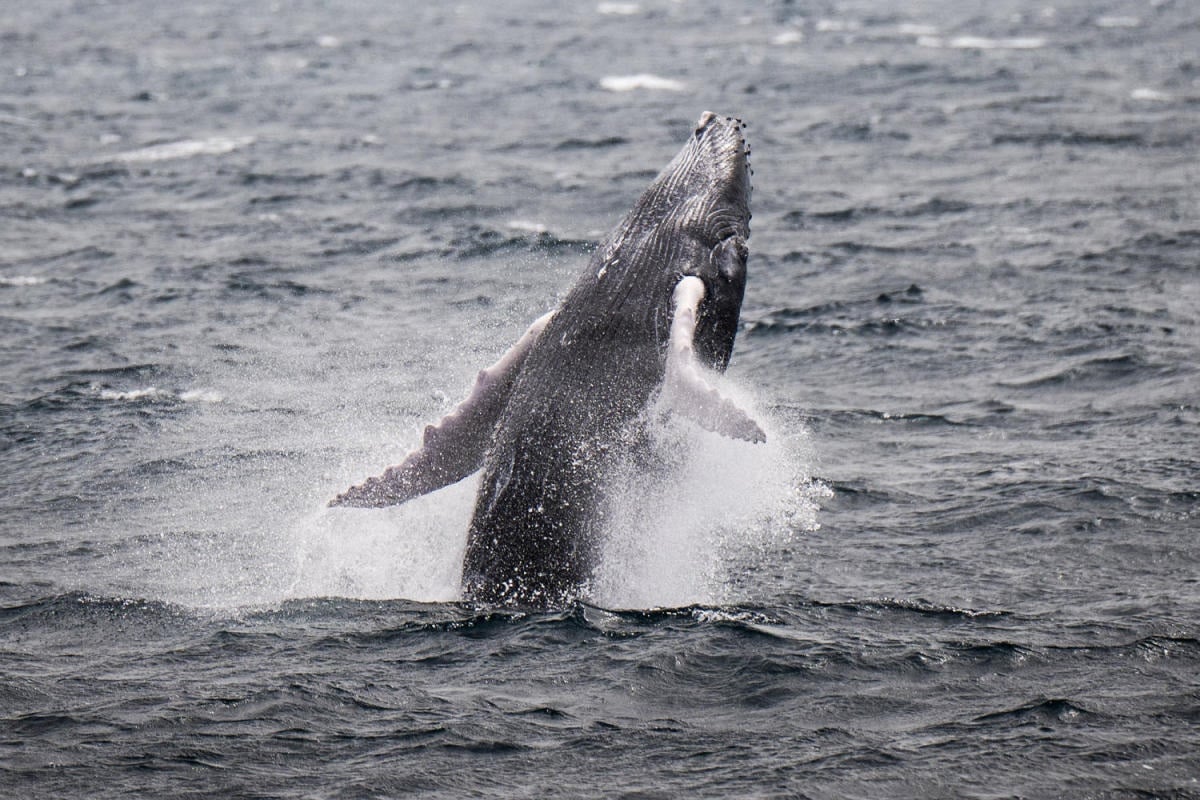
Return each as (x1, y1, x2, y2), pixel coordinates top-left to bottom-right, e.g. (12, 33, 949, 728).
(2, 0, 1198, 797)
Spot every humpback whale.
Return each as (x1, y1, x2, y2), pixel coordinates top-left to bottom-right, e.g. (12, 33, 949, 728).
(331, 111, 762, 606)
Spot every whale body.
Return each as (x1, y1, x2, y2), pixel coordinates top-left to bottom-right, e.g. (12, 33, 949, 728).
(331, 111, 761, 606)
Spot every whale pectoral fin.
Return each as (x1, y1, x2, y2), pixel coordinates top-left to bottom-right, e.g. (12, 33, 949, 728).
(664, 277, 766, 444)
(665, 357, 767, 444)
(329, 311, 555, 507)
(666, 365, 767, 443)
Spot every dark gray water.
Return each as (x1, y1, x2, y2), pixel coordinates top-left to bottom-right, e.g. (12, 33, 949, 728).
(2, 1, 1198, 797)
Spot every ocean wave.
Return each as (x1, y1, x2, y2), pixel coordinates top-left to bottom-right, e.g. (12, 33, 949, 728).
(971, 697, 1092, 725)
(993, 129, 1146, 147)
(997, 353, 1160, 390)
(744, 313, 956, 338)
(0, 592, 189, 633)
(224, 274, 331, 299)
(447, 224, 595, 260)
(808, 596, 1009, 621)
(553, 135, 628, 150)
(780, 197, 973, 228)
(15, 375, 223, 410)
(110, 135, 255, 164)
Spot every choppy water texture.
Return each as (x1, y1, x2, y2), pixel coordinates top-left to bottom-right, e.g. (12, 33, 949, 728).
(2, 0, 1198, 797)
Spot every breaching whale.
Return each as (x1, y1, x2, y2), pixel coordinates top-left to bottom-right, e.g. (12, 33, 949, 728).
(331, 111, 762, 606)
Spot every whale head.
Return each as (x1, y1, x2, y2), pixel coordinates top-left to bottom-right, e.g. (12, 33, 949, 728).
(577, 112, 753, 373)
(651, 111, 752, 372)
(634, 111, 751, 248)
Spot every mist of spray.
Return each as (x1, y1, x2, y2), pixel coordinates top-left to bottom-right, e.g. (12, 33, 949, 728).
(112, 316, 819, 610)
(591, 384, 819, 609)
(292, 375, 818, 609)
(117, 387, 818, 610)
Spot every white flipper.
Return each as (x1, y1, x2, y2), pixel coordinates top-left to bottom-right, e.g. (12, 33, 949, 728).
(330, 312, 554, 507)
(664, 277, 766, 443)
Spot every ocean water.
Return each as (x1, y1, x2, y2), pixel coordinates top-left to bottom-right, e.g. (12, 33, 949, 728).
(2, 0, 1198, 797)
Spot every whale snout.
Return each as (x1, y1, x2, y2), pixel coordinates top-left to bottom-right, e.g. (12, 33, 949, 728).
(683, 112, 751, 240)
(694, 110, 744, 138)
(691, 111, 748, 177)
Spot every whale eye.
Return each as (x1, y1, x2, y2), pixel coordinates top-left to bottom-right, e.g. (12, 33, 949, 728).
(714, 238, 748, 282)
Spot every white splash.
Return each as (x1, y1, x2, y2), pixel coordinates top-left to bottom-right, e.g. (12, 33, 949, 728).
(1130, 87, 1171, 102)
(0, 275, 47, 286)
(600, 74, 687, 92)
(122, 353, 817, 610)
(1095, 16, 1141, 28)
(507, 219, 548, 234)
(597, 2, 640, 15)
(180, 388, 225, 403)
(98, 386, 174, 402)
(897, 23, 939, 36)
(952, 35, 1046, 49)
(285, 482, 475, 602)
(0, 112, 36, 127)
(96, 386, 224, 403)
(772, 30, 804, 45)
(919, 35, 1047, 50)
(816, 19, 861, 33)
(592, 384, 821, 609)
(113, 135, 255, 163)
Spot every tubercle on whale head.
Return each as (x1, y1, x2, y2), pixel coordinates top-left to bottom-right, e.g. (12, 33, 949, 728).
(689, 110, 752, 240)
